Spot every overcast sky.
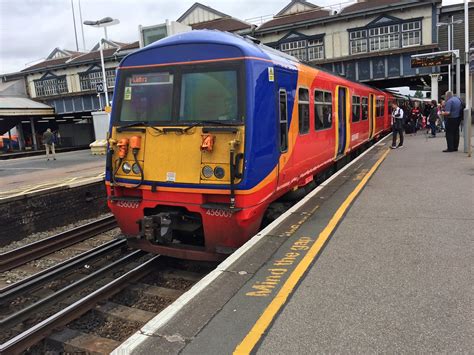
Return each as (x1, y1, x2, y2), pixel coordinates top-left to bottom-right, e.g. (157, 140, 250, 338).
(0, 0, 466, 75)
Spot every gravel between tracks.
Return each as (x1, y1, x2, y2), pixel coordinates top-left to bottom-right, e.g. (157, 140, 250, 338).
(0, 228, 121, 285)
(0, 213, 114, 253)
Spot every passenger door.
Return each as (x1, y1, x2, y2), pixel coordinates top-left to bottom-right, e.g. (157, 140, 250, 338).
(276, 88, 289, 186)
(369, 93, 375, 139)
(337, 86, 348, 156)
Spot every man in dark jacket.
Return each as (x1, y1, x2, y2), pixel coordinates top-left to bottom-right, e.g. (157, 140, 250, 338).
(42, 128, 56, 161)
(428, 100, 438, 137)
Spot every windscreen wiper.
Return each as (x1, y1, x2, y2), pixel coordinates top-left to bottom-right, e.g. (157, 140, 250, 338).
(116, 121, 147, 132)
(182, 120, 237, 132)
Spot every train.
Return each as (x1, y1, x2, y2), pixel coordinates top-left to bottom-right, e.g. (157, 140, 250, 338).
(105, 30, 396, 261)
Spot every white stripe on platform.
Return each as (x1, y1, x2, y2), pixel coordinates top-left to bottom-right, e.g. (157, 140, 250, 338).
(111, 134, 391, 355)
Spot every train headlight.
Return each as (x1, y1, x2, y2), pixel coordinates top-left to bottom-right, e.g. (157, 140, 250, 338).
(122, 162, 132, 174)
(132, 163, 141, 175)
(202, 165, 213, 178)
(214, 166, 225, 179)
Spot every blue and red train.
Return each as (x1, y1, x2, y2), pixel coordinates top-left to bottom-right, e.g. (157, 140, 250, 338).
(105, 30, 395, 261)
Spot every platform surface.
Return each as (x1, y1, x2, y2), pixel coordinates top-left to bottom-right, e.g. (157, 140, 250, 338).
(115, 131, 473, 355)
(0, 150, 105, 198)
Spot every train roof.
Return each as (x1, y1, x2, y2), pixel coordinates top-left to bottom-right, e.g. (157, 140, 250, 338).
(121, 30, 389, 96)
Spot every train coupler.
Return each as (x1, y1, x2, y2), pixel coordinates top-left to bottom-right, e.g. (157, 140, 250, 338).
(139, 212, 201, 245)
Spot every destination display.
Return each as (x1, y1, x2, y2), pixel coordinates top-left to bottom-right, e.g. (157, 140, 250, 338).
(411, 53, 453, 68)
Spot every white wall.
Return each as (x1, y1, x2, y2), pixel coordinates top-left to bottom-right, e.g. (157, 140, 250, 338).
(180, 7, 222, 26)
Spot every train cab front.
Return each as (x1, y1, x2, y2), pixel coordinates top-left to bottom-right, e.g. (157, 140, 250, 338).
(106, 59, 260, 261)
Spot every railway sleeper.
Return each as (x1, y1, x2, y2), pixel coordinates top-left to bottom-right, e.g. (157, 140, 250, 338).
(95, 301, 155, 324)
(129, 283, 185, 299)
(46, 327, 120, 354)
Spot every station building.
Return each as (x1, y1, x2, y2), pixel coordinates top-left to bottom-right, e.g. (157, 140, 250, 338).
(1, 41, 138, 151)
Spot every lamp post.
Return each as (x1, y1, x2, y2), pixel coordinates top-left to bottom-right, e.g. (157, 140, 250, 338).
(437, 17, 463, 92)
(83, 17, 120, 110)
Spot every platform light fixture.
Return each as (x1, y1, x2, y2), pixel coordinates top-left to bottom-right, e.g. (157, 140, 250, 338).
(83, 17, 120, 111)
(437, 17, 463, 91)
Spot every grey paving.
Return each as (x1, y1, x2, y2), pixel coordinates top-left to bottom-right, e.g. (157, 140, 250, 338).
(257, 133, 474, 353)
(0, 150, 105, 193)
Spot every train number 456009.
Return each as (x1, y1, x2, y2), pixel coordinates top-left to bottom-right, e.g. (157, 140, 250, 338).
(205, 209, 233, 218)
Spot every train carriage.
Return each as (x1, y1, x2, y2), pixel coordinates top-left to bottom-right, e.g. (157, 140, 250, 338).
(106, 30, 393, 261)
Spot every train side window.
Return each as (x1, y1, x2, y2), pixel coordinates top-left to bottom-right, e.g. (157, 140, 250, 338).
(279, 89, 288, 152)
(298, 88, 310, 134)
(376, 99, 382, 118)
(361, 97, 368, 120)
(314, 90, 332, 130)
(352, 95, 361, 122)
(381, 98, 385, 117)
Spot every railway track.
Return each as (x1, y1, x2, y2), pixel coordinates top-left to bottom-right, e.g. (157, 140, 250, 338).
(0, 215, 117, 273)
(0, 252, 212, 354)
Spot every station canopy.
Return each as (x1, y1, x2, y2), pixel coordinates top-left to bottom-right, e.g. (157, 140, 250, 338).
(0, 79, 54, 135)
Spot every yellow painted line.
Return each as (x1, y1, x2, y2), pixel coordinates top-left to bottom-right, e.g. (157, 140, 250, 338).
(234, 148, 390, 355)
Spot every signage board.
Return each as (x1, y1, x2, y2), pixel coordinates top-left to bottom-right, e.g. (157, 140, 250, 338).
(96, 82, 104, 93)
(411, 53, 453, 68)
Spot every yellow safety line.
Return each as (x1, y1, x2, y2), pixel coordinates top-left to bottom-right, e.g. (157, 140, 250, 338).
(234, 148, 390, 355)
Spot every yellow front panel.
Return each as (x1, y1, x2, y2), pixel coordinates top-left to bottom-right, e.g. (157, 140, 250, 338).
(111, 126, 245, 185)
(144, 128, 203, 184)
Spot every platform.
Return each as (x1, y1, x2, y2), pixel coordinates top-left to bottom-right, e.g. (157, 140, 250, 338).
(0, 150, 105, 199)
(113, 131, 473, 354)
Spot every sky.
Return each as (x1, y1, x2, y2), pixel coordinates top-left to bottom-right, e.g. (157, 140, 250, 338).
(0, 0, 467, 75)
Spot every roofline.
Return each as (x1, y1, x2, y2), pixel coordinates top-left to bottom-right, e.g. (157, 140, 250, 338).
(177, 2, 230, 23)
(440, 1, 474, 13)
(256, 0, 441, 34)
(275, 0, 319, 17)
(18, 51, 130, 76)
(192, 16, 255, 30)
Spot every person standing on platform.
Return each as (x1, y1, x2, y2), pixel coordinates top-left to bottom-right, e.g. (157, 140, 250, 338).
(391, 102, 404, 149)
(428, 100, 438, 137)
(42, 128, 56, 161)
(441, 91, 463, 152)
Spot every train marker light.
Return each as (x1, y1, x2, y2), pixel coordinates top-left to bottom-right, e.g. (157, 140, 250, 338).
(202, 165, 214, 178)
(132, 163, 141, 175)
(122, 162, 132, 174)
(214, 166, 225, 179)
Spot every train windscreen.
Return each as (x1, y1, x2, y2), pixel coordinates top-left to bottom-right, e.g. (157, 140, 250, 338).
(179, 70, 238, 122)
(114, 66, 242, 124)
(118, 72, 173, 122)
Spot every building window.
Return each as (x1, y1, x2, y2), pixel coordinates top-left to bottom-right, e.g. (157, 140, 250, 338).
(352, 96, 361, 122)
(350, 20, 422, 54)
(308, 39, 324, 60)
(351, 39, 368, 54)
(280, 38, 324, 61)
(79, 69, 116, 91)
(298, 88, 310, 134)
(281, 40, 307, 61)
(361, 97, 369, 120)
(402, 21, 421, 47)
(314, 90, 332, 130)
(34, 76, 68, 97)
(368, 25, 400, 52)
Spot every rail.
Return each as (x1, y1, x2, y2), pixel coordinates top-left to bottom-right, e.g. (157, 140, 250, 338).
(0, 215, 117, 272)
(0, 238, 127, 305)
(0, 254, 160, 354)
